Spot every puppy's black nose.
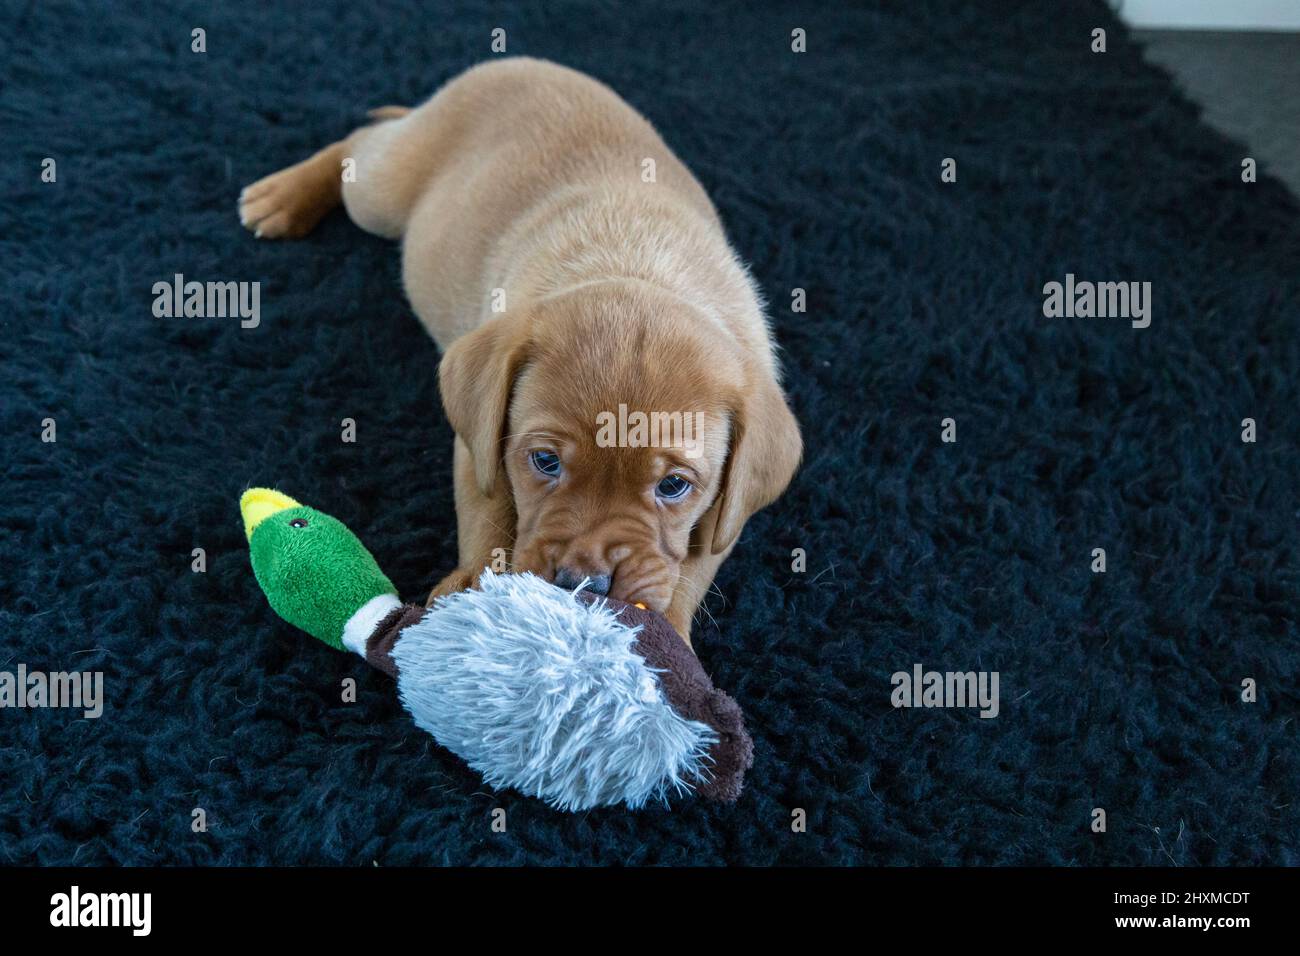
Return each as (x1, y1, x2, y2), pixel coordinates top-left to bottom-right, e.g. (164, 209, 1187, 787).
(554, 567, 611, 596)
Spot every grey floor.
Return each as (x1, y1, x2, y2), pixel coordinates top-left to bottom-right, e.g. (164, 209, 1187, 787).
(1135, 29, 1300, 196)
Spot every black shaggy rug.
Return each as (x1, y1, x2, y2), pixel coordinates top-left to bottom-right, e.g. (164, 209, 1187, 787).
(2, 0, 1298, 866)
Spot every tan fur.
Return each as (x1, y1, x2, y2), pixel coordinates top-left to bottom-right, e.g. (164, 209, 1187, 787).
(238, 58, 801, 644)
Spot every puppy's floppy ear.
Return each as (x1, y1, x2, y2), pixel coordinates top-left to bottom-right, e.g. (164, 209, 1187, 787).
(438, 317, 530, 497)
(709, 372, 802, 554)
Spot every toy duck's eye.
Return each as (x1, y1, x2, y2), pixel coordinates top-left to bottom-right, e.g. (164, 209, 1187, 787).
(289, 518, 309, 528)
(656, 474, 691, 501)
(530, 450, 562, 478)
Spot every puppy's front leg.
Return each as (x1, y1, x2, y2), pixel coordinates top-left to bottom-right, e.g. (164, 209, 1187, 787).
(663, 513, 737, 649)
(427, 437, 517, 605)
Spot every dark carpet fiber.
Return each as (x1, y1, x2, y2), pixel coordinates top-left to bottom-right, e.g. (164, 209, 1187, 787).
(2, 0, 1298, 865)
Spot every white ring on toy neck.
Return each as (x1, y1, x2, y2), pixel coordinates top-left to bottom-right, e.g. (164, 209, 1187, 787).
(342, 593, 403, 657)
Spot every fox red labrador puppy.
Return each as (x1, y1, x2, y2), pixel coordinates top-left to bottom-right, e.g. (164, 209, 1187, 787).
(239, 57, 801, 645)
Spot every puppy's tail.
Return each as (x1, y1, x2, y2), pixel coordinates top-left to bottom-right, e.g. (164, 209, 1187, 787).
(366, 105, 411, 123)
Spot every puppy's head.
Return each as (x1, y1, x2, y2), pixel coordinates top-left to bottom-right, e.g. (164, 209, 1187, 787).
(439, 282, 800, 615)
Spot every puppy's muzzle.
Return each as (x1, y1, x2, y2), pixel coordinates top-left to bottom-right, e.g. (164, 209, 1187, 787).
(553, 567, 612, 596)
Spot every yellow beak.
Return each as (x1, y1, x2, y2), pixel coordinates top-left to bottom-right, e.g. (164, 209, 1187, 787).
(240, 487, 303, 540)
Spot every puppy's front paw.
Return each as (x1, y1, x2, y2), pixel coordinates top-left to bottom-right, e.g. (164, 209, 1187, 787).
(425, 567, 478, 607)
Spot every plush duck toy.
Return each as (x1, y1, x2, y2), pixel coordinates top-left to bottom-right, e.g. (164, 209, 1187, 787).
(239, 488, 752, 811)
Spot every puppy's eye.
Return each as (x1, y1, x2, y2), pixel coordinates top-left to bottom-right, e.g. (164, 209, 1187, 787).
(656, 474, 691, 501)
(529, 450, 562, 478)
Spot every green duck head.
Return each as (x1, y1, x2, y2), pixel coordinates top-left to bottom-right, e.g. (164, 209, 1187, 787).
(240, 488, 396, 650)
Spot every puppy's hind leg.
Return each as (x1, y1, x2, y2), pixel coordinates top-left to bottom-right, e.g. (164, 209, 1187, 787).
(237, 106, 410, 240)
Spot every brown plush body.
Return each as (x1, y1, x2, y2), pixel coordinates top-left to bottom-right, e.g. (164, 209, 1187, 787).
(606, 597, 754, 802)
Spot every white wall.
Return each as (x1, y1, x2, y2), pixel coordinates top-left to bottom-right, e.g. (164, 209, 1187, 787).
(1112, 0, 1300, 30)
